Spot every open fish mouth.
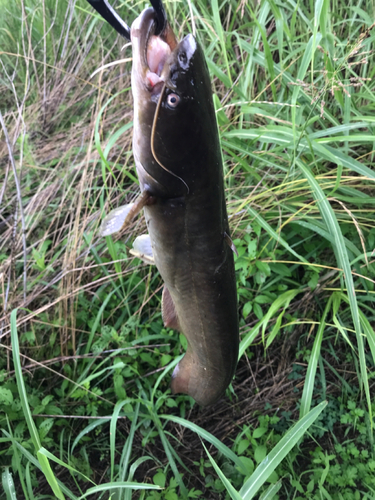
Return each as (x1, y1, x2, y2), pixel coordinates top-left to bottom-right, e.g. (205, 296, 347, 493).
(146, 34, 171, 87)
(131, 8, 177, 92)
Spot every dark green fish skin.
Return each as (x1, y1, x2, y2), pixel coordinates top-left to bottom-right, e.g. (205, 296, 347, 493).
(131, 8, 239, 406)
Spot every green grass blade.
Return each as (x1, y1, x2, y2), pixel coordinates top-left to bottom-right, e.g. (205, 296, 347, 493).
(25, 462, 35, 500)
(4, 422, 29, 500)
(119, 402, 140, 486)
(78, 482, 162, 499)
(2, 467, 17, 500)
(292, 33, 322, 128)
(225, 127, 293, 145)
(103, 122, 133, 159)
(300, 297, 331, 418)
(124, 456, 154, 500)
(359, 309, 375, 366)
(316, 134, 375, 143)
(85, 289, 116, 354)
(308, 122, 370, 138)
(94, 89, 129, 170)
(74, 361, 126, 392)
(105, 236, 125, 285)
(267, 0, 290, 63)
(242, 1, 271, 94)
(318, 0, 328, 37)
(211, 0, 231, 84)
(292, 219, 361, 257)
(11, 309, 65, 499)
(206, 58, 232, 88)
(313, 144, 375, 179)
(246, 206, 313, 267)
(312, 0, 325, 77)
(239, 321, 262, 359)
(298, 161, 372, 426)
(159, 415, 247, 475)
(202, 443, 242, 500)
(36, 453, 65, 499)
(10, 309, 41, 451)
(331, 293, 355, 350)
(71, 418, 111, 454)
(151, 354, 183, 404)
(156, 418, 188, 498)
(252, 17, 276, 101)
(259, 480, 282, 500)
(240, 401, 327, 499)
(110, 399, 132, 481)
(262, 289, 300, 339)
(2, 432, 78, 500)
(127, 457, 154, 481)
(38, 448, 95, 485)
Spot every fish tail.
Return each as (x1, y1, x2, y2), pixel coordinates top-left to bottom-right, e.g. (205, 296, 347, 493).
(171, 352, 228, 407)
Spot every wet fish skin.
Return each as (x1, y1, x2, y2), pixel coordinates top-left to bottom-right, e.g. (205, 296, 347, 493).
(129, 9, 239, 406)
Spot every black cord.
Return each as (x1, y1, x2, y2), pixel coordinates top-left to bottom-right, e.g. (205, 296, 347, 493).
(86, 0, 131, 40)
(86, 0, 168, 40)
(150, 0, 167, 36)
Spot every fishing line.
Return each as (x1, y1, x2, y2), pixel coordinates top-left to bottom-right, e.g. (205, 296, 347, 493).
(151, 83, 190, 194)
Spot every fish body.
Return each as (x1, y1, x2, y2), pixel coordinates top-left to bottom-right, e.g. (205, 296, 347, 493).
(105, 8, 239, 406)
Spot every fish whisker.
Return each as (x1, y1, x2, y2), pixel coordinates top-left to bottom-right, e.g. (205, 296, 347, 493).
(151, 82, 190, 195)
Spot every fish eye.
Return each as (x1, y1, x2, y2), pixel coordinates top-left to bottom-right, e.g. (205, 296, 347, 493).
(166, 93, 180, 108)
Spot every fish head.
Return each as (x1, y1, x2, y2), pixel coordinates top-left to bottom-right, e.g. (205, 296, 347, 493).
(131, 9, 221, 198)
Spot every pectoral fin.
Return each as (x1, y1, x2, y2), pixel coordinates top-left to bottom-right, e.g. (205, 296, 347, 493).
(130, 234, 155, 265)
(224, 231, 238, 256)
(162, 286, 180, 331)
(100, 191, 154, 237)
(100, 204, 134, 236)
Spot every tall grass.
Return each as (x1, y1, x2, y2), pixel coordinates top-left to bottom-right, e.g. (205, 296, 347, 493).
(1, 0, 375, 498)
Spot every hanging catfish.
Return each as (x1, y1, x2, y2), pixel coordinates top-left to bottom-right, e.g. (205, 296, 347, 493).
(99, 3, 239, 406)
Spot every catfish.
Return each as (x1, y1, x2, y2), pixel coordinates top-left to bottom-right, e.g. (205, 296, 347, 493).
(101, 7, 239, 406)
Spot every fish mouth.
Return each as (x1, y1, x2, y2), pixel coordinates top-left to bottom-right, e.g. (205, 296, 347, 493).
(131, 8, 177, 92)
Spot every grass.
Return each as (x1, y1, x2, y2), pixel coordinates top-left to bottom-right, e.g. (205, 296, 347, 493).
(1, 0, 375, 498)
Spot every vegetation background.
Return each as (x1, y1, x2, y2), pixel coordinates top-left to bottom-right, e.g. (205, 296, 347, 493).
(1, 0, 375, 498)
